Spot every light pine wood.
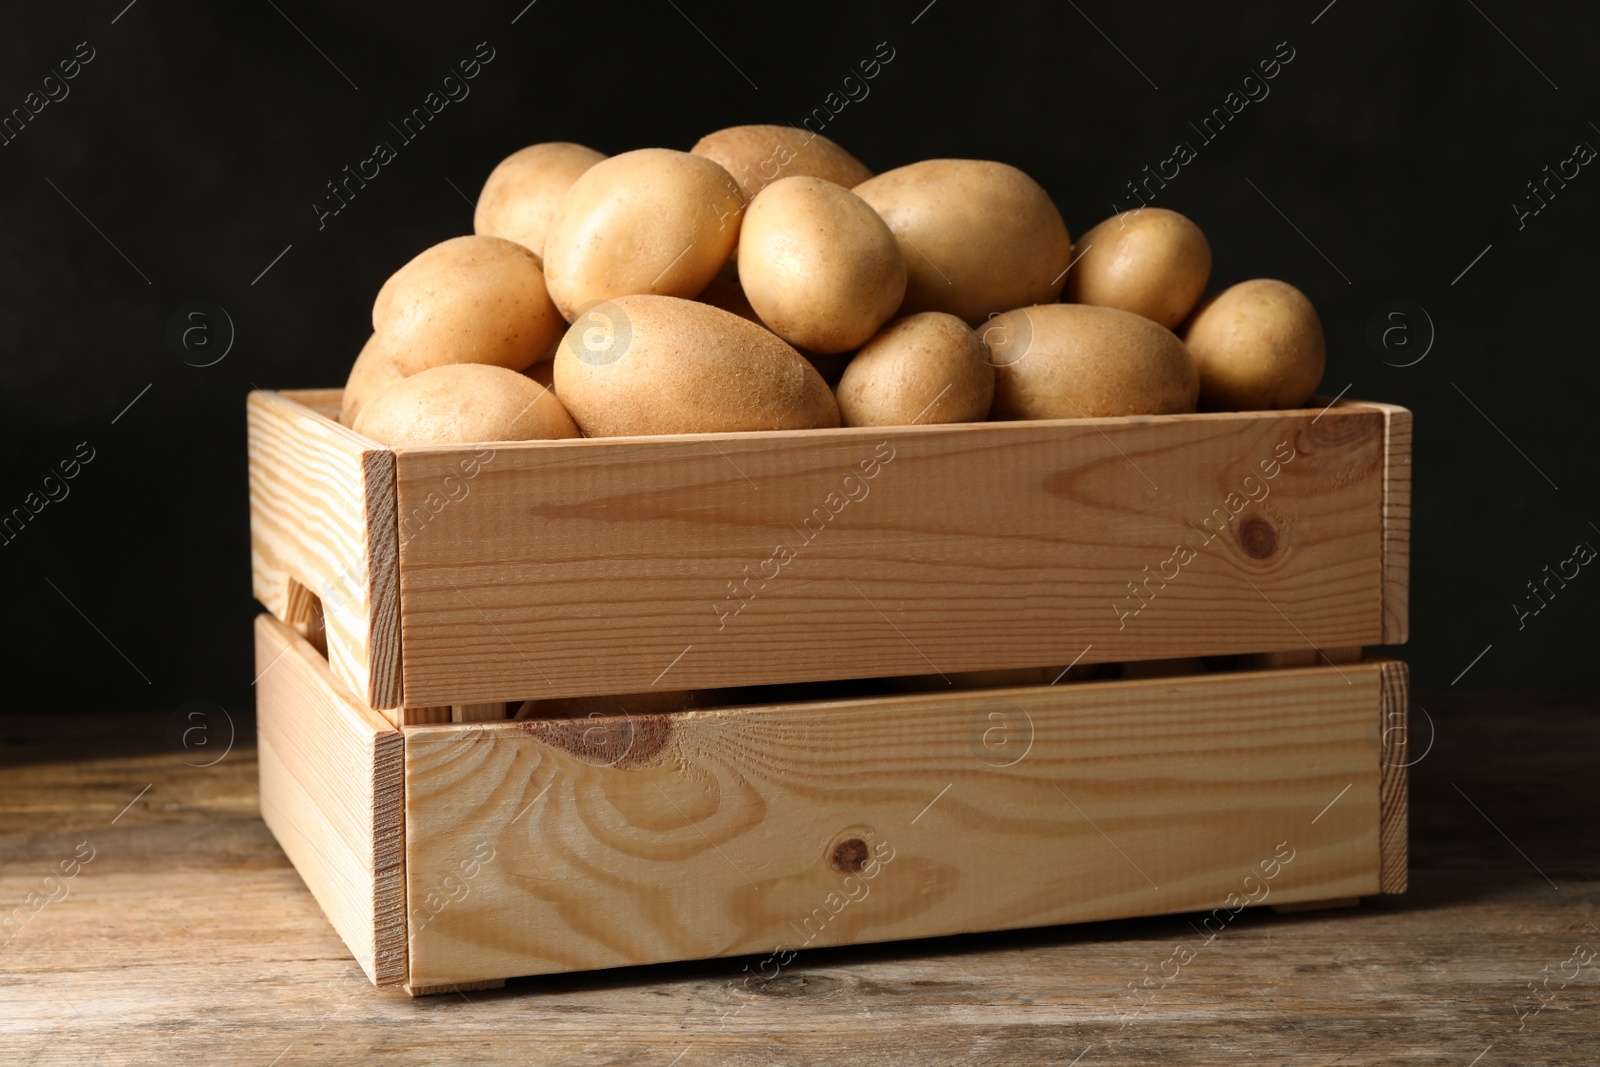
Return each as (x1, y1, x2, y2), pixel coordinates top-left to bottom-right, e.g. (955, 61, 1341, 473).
(8, 692, 1587, 1063)
(1379, 659, 1410, 894)
(249, 390, 402, 708)
(402, 661, 1396, 989)
(254, 614, 406, 985)
(1379, 404, 1413, 645)
(391, 404, 1403, 706)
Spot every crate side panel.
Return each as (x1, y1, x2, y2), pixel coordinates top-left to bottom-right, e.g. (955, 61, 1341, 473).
(404, 661, 1386, 987)
(255, 614, 406, 985)
(396, 408, 1387, 705)
(248, 390, 401, 707)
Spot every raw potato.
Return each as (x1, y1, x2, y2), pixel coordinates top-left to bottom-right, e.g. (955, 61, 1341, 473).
(691, 124, 872, 200)
(1064, 208, 1211, 329)
(513, 690, 702, 720)
(372, 235, 564, 376)
(474, 142, 606, 256)
(340, 333, 405, 427)
(1184, 279, 1325, 411)
(695, 262, 761, 324)
(542, 148, 745, 319)
(987, 303, 1199, 419)
(852, 159, 1073, 325)
(353, 363, 579, 446)
(836, 312, 993, 427)
(552, 294, 840, 436)
(738, 176, 906, 354)
(522, 359, 555, 389)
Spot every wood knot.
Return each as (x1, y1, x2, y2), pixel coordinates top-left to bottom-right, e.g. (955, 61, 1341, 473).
(517, 712, 673, 768)
(1238, 516, 1279, 560)
(831, 838, 869, 872)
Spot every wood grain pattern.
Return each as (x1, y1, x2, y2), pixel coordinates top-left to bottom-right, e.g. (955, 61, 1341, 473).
(7, 692, 1589, 1065)
(249, 390, 402, 708)
(393, 405, 1397, 706)
(402, 661, 1393, 988)
(1378, 659, 1410, 894)
(255, 614, 406, 985)
(1378, 403, 1413, 645)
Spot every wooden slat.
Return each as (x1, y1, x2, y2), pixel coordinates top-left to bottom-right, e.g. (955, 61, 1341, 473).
(248, 390, 402, 708)
(1378, 404, 1412, 644)
(254, 614, 406, 984)
(393, 405, 1393, 706)
(402, 661, 1389, 988)
(1378, 659, 1410, 893)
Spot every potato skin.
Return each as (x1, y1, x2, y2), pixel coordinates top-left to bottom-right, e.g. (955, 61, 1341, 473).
(552, 294, 840, 436)
(542, 148, 744, 320)
(1183, 279, 1326, 411)
(474, 142, 605, 257)
(1064, 208, 1211, 329)
(836, 313, 993, 427)
(988, 303, 1199, 419)
(372, 235, 564, 376)
(738, 176, 906, 354)
(340, 333, 406, 427)
(852, 159, 1072, 325)
(353, 363, 579, 446)
(691, 124, 872, 200)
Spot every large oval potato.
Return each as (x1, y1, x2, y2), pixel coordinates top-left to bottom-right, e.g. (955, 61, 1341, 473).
(836, 312, 993, 426)
(987, 303, 1198, 419)
(852, 159, 1072, 325)
(474, 141, 606, 256)
(738, 176, 906, 354)
(372, 235, 564, 376)
(552, 294, 840, 436)
(1064, 208, 1211, 329)
(691, 124, 872, 200)
(340, 333, 406, 427)
(1184, 279, 1326, 410)
(542, 148, 744, 320)
(353, 363, 580, 446)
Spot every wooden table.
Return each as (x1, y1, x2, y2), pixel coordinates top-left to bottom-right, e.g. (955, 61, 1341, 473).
(3, 693, 1595, 1065)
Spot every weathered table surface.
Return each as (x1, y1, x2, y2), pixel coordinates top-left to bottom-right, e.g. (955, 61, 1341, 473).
(2, 692, 1595, 1066)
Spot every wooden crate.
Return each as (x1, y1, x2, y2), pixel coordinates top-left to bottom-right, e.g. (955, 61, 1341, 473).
(255, 613, 1408, 994)
(248, 388, 1411, 993)
(248, 389, 1410, 719)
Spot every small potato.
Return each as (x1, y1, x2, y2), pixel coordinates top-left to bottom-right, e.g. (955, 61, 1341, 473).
(987, 304, 1198, 419)
(836, 312, 993, 426)
(695, 261, 761, 324)
(1183, 279, 1326, 411)
(552, 294, 839, 436)
(522, 359, 554, 389)
(340, 333, 405, 427)
(542, 148, 744, 320)
(1064, 208, 1211, 329)
(852, 159, 1072, 325)
(373, 235, 564, 376)
(738, 176, 906, 354)
(354, 363, 579, 446)
(513, 690, 701, 720)
(474, 142, 606, 256)
(691, 124, 872, 200)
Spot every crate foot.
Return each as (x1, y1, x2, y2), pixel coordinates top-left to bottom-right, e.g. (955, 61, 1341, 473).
(1271, 896, 1361, 914)
(404, 978, 506, 998)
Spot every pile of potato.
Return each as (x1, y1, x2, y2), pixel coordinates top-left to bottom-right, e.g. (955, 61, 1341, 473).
(342, 126, 1326, 446)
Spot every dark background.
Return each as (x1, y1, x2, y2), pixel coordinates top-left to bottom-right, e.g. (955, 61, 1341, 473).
(1, 0, 1594, 713)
